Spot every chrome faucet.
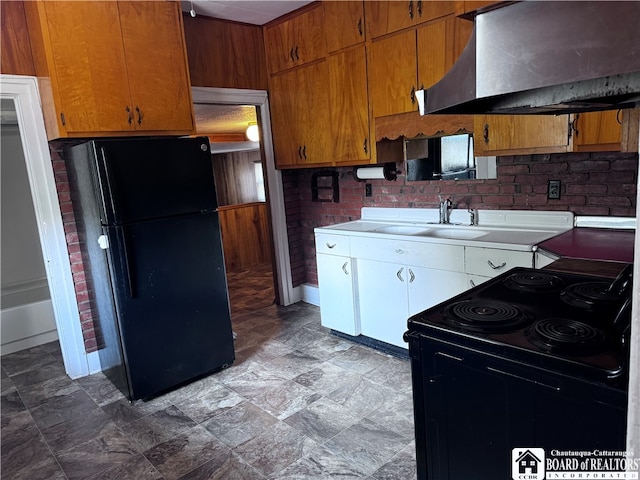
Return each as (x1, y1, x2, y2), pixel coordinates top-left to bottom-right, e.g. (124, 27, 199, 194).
(468, 208, 478, 226)
(438, 196, 452, 224)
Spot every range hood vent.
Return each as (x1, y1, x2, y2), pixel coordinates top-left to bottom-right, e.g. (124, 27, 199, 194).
(418, 1, 640, 115)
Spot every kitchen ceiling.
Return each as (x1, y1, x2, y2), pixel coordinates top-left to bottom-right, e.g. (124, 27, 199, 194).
(180, 0, 314, 25)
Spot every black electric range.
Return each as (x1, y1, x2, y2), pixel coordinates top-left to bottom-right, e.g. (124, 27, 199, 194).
(404, 266, 632, 480)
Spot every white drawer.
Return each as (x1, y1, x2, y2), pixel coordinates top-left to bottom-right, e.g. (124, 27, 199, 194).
(465, 246, 533, 277)
(350, 236, 464, 272)
(315, 233, 350, 256)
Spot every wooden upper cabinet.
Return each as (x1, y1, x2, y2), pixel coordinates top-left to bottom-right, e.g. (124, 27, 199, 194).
(24, 0, 193, 139)
(118, 2, 193, 133)
(328, 45, 371, 163)
(369, 30, 418, 118)
(367, 1, 456, 38)
(572, 111, 623, 152)
(264, 4, 326, 75)
(474, 115, 571, 156)
(324, 1, 365, 52)
(417, 16, 472, 90)
(269, 62, 332, 167)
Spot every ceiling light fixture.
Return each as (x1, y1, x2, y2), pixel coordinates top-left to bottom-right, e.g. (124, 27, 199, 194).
(246, 123, 260, 142)
(190, 1, 196, 17)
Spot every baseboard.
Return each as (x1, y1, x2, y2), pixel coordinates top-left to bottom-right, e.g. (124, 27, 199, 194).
(1, 299, 58, 355)
(86, 350, 102, 376)
(300, 283, 320, 306)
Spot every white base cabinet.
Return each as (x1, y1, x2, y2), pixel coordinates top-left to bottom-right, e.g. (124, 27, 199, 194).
(317, 253, 359, 335)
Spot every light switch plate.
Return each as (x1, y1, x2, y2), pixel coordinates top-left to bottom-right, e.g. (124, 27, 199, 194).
(548, 180, 561, 199)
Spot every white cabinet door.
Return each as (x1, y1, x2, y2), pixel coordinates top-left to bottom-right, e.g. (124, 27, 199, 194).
(317, 253, 359, 335)
(408, 267, 469, 316)
(357, 259, 409, 349)
(465, 246, 534, 278)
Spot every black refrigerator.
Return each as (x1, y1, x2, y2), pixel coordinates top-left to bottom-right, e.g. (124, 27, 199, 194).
(65, 137, 235, 401)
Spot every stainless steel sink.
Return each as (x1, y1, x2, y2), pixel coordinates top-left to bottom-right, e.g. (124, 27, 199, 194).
(425, 228, 488, 240)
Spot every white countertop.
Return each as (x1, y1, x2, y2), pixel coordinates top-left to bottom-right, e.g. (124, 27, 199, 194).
(315, 208, 575, 252)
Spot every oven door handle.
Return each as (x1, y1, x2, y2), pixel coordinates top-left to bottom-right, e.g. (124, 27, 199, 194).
(487, 366, 561, 391)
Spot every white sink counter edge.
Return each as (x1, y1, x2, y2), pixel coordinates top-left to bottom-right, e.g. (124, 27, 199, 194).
(315, 208, 575, 251)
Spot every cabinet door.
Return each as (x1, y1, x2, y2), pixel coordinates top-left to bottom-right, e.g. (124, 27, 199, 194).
(328, 45, 371, 163)
(119, 1, 193, 132)
(474, 114, 571, 155)
(358, 259, 409, 349)
(264, 5, 326, 74)
(366, 1, 416, 38)
(369, 30, 418, 117)
(40, 1, 134, 134)
(417, 16, 472, 90)
(269, 62, 332, 167)
(324, 1, 365, 52)
(408, 266, 468, 316)
(317, 254, 359, 335)
(572, 110, 622, 152)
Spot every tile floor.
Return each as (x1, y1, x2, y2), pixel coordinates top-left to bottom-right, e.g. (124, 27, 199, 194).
(1, 265, 417, 480)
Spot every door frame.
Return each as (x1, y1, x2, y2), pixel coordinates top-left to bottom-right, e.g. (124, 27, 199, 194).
(0, 75, 94, 378)
(191, 87, 296, 306)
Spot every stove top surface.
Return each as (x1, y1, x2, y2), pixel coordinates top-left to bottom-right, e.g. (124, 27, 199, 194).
(408, 267, 631, 382)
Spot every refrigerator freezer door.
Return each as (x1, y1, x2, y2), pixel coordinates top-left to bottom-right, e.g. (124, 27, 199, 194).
(93, 137, 218, 225)
(106, 212, 234, 400)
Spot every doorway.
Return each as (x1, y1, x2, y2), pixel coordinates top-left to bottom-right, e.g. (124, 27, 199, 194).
(191, 87, 295, 308)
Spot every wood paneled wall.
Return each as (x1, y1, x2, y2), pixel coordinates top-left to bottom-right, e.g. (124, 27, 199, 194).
(182, 14, 268, 90)
(219, 202, 271, 271)
(212, 149, 263, 206)
(1, 0, 36, 75)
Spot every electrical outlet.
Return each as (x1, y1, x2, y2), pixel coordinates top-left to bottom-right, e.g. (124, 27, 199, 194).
(365, 183, 372, 197)
(548, 180, 561, 199)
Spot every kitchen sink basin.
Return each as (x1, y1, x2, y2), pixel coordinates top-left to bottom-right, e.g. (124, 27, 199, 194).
(426, 228, 488, 240)
(373, 225, 431, 235)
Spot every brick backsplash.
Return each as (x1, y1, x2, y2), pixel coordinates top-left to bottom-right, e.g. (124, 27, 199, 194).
(284, 151, 638, 288)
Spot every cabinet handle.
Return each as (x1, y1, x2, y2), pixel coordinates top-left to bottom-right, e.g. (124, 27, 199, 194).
(357, 17, 363, 36)
(290, 47, 295, 62)
(616, 109, 623, 125)
(60, 112, 66, 126)
(417, 0, 422, 17)
(342, 262, 349, 275)
(395, 248, 406, 254)
(570, 114, 579, 138)
(487, 260, 507, 270)
(410, 86, 416, 104)
(126, 106, 133, 125)
(294, 45, 299, 61)
(302, 145, 307, 159)
(397, 268, 405, 282)
(483, 123, 489, 144)
(409, 268, 415, 283)
(325, 242, 336, 249)
(408, 0, 414, 20)
(135, 106, 142, 125)
(470, 279, 476, 288)
(298, 146, 303, 159)
(363, 138, 368, 154)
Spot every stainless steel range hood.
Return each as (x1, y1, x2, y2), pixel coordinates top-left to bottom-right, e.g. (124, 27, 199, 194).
(417, 1, 640, 115)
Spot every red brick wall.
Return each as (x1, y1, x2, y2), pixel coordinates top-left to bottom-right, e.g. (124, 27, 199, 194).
(284, 151, 638, 288)
(50, 147, 98, 353)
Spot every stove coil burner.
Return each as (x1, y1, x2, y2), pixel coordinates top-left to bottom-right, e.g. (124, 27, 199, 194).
(560, 282, 622, 312)
(503, 271, 565, 294)
(444, 300, 530, 333)
(528, 318, 607, 355)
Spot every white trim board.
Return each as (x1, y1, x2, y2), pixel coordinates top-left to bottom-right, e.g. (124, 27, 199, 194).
(0, 75, 89, 378)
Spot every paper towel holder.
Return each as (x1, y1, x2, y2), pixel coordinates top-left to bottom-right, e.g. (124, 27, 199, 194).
(353, 162, 399, 182)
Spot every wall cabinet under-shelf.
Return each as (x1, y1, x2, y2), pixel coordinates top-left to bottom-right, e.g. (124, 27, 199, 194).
(24, 0, 194, 140)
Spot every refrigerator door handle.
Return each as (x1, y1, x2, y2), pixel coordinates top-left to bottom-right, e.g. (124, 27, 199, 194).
(115, 226, 135, 298)
(97, 146, 120, 224)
